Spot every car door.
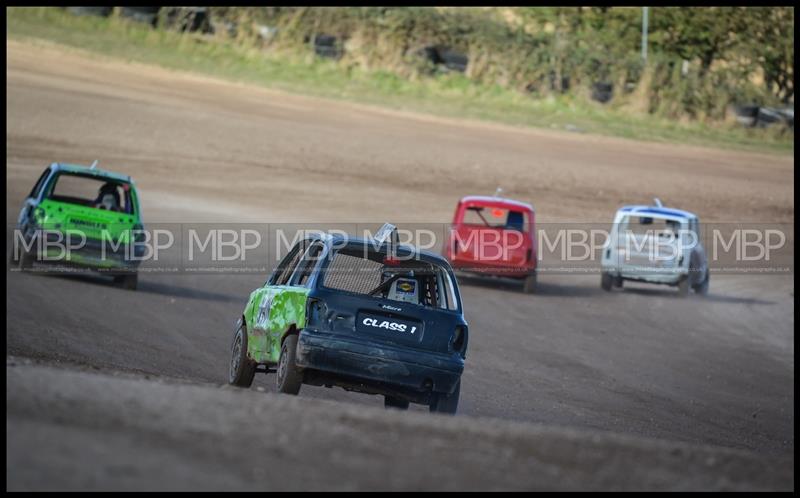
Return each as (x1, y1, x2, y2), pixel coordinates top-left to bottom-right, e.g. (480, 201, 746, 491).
(246, 239, 307, 364)
(262, 241, 326, 362)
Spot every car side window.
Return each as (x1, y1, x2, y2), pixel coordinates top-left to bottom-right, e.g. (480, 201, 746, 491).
(290, 241, 326, 287)
(440, 269, 460, 311)
(28, 168, 51, 199)
(270, 241, 307, 286)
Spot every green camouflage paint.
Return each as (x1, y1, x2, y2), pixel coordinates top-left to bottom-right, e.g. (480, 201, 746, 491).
(243, 284, 310, 364)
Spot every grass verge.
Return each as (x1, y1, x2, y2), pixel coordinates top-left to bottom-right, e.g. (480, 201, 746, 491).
(7, 7, 794, 155)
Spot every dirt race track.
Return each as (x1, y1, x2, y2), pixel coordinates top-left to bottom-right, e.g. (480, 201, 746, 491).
(5, 41, 795, 490)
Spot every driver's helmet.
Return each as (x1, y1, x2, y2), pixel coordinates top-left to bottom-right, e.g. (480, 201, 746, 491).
(96, 183, 121, 211)
(505, 210, 525, 231)
(666, 219, 680, 232)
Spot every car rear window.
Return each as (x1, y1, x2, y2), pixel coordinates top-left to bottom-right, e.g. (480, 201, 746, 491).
(47, 173, 134, 214)
(462, 205, 528, 231)
(322, 246, 459, 311)
(622, 216, 683, 237)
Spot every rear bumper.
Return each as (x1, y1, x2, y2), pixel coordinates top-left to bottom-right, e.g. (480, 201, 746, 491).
(35, 235, 143, 271)
(620, 274, 684, 285)
(296, 329, 464, 396)
(448, 257, 534, 278)
(603, 265, 686, 285)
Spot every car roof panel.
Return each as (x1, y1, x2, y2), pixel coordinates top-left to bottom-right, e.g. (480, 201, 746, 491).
(317, 234, 452, 266)
(619, 205, 696, 219)
(459, 195, 534, 212)
(52, 162, 133, 184)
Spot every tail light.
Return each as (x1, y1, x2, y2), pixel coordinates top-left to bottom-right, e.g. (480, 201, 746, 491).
(450, 325, 468, 359)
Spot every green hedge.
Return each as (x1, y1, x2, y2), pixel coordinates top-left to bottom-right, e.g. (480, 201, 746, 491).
(208, 7, 792, 123)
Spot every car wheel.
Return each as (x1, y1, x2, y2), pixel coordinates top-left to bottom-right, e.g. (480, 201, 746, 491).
(9, 244, 19, 265)
(17, 247, 34, 271)
(229, 321, 256, 388)
(601, 272, 613, 291)
(276, 334, 303, 395)
(429, 379, 460, 415)
(614, 275, 624, 288)
(677, 277, 690, 297)
(522, 272, 537, 294)
(384, 396, 410, 410)
(694, 270, 710, 295)
(115, 273, 138, 291)
(16, 227, 35, 270)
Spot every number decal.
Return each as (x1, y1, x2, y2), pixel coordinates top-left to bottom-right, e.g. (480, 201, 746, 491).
(256, 291, 274, 330)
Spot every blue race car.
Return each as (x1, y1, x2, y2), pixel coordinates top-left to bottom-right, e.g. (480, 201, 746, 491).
(228, 224, 468, 413)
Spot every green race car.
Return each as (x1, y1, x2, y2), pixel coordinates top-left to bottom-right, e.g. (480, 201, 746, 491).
(12, 161, 145, 290)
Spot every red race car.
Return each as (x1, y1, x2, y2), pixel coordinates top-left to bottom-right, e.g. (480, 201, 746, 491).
(443, 194, 538, 293)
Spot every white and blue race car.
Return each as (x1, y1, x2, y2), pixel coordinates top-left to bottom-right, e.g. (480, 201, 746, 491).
(600, 199, 709, 297)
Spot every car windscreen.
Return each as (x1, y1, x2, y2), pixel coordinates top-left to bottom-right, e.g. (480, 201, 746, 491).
(461, 205, 527, 231)
(46, 173, 134, 214)
(322, 245, 460, 311)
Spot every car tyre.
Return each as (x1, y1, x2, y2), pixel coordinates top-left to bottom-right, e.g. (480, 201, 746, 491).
(429, 379, 460, 415)
(677, 277, 690, 297)
(229, 321, 256, 388)
(694, 270, 710, 295)
(601, 272, 613, 291)
(277, 334, 303, 395)
(16, 227, 35, 270)
(116, 273, 138, 291)
(17, 247, 34, 271)
(522, 272, 537, 294)
(384, 396, 410, 410)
